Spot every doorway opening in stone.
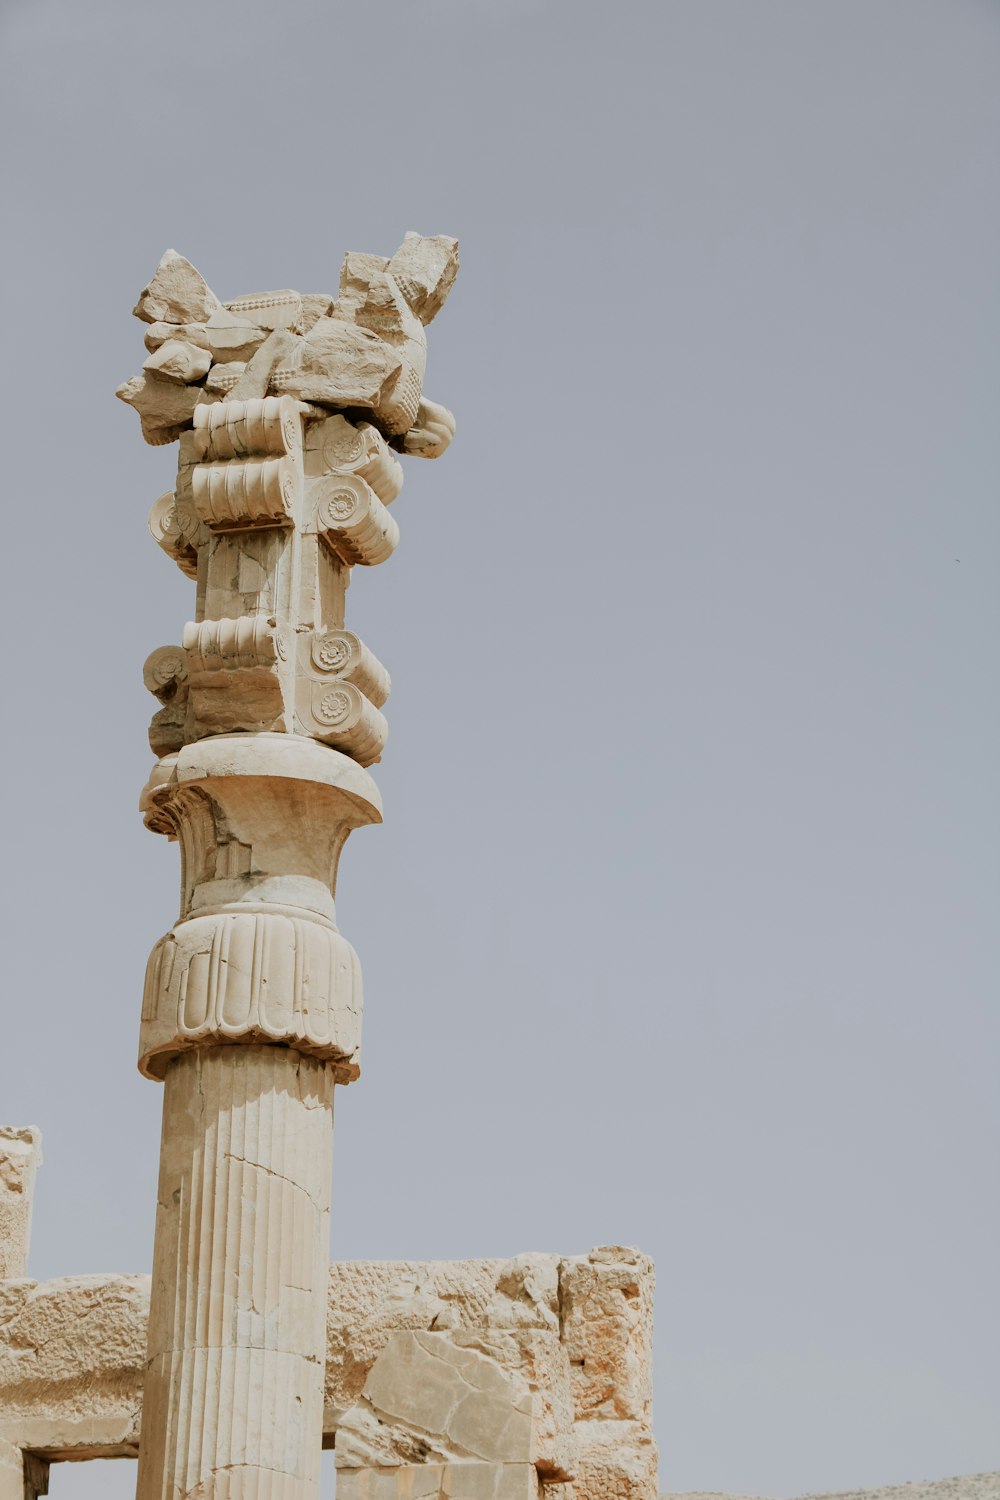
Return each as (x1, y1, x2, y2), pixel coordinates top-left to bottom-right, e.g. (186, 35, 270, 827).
(42, 1452, 337, 1496)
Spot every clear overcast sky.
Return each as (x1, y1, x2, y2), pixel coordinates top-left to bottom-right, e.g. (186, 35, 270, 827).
(1, 3, 997, 1497)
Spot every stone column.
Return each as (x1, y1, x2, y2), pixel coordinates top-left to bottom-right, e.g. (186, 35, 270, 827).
(120, 237, 459, 1500)
(135, 738, 379, 1499)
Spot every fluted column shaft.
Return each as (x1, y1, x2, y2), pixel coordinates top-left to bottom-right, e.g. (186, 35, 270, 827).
(137, 1046, 333, 1500)
(135, 736, 381, 1500)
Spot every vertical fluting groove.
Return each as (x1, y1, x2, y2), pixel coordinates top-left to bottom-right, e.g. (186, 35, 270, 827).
(137, 1045, 334, 1500)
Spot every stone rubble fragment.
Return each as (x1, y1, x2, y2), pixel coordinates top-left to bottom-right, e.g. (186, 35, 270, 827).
(270, 316, 403, 409)
(120, 237, 458, 449)
(143, 311, 269, 364)
(203, 360, 246, 396)
(386, 232, 460, 324)
(302, 291, 336, 331)
(132, 248, 220, 325)
(142, 338, 212, 384)
(228, 327, 301, 401)
(115, 371, 202, 441)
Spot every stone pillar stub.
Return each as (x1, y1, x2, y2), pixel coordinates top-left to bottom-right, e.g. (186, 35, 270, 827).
(0, 1129, 41, 1282)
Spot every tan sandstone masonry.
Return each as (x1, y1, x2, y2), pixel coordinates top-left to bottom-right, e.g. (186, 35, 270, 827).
(0, 1174, 656, 1500)
(116, 238, 461, 1500)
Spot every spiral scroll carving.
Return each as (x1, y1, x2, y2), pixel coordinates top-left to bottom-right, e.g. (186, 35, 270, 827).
(316, 473, 399, 566)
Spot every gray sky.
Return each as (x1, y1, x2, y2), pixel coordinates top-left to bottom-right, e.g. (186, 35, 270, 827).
(1, 2, 997, 1497)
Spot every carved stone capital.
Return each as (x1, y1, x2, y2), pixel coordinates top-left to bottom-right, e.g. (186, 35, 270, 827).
(138, 735, 380, 1081)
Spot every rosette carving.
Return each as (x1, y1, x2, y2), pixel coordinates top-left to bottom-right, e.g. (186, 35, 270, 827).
(148, 491, 199, 579)
(303, 414, 403, 504)
(307, 680, 387, 766)
(315, 473, 399, 566)
(143, 644, 191, 757)
(309, 630, 390, 707)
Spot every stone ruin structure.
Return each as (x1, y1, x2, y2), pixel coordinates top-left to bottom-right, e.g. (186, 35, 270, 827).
(0, 241, 658, 1500)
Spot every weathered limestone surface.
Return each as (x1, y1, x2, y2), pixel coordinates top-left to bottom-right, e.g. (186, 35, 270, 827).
(133, 249, 220, 325)
(0, 1274, 146, 1458)
(0, 1129, 41, 1281)
(0, 1249, 656, 1500)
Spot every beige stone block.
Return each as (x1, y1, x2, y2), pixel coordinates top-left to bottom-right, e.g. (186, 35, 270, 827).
(338, 1463, 540, 1500)
(145, 310, 270, 363)
(560, 1247, 654, 1423)
(204, 359, 247, 395)
(325, 1255, 561, 1415)
(386, 232, 460, 325)
(116, 370, 201, 439)
(271, 317, 402, 409)
(450, 1330, 575, 1481)
(142, 337, 212, 383)
(229, 327, 302, 401)
(0, 1128, 41, 1280)
(341, 1331, 534, 1466)
(338, 252, 390, 320)
(0, 1273, 146, 1458)
(302, 292, 336, 331)
(570, 1421, 657, 1500)
(133, 248, 220, 325)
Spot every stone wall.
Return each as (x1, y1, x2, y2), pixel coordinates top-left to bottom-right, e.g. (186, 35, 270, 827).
(0, 1246, 657, 1500)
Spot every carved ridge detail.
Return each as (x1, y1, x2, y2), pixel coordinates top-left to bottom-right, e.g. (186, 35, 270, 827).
(183, 616, 283, 673)
(139, 912, 363, 1081)
(193, 395, 304, 460)
(192, 455, 300, 529)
